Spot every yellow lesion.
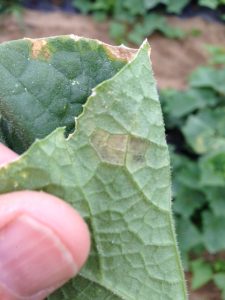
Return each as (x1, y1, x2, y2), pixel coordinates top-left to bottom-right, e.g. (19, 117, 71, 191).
(90, 129, 149, 168)
(90, 129, 128, 165)
(25, 38, 50, 60)
(126, 136, 148, 169)
(104, 44, 138, 63)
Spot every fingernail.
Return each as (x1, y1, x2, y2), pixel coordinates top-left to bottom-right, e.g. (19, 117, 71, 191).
(0, 214, 78, 299)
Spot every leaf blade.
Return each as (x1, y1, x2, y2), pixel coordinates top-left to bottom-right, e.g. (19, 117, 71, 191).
(0, 40, 187, 300)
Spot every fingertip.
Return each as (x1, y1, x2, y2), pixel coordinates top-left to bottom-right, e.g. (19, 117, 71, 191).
(0, 191, 90, 299)
(0, 143, 18, 166)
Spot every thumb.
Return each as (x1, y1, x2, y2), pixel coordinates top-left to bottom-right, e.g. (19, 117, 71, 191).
(0, 145, 90, 300)
(0, 143, 18, 166)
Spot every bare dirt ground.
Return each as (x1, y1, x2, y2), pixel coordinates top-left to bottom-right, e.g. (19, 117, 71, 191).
(0, 9, 225, 90)
(0, 9, 224, 299)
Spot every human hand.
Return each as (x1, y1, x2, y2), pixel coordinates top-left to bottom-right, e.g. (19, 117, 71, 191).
(0, 143, 90, 300)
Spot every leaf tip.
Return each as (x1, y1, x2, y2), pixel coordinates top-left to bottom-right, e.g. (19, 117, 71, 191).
(140, 39, 151, 56)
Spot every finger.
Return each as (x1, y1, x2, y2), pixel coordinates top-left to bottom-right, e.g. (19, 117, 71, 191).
(0, 143, 18, 166)
(0, 191, 90, 300)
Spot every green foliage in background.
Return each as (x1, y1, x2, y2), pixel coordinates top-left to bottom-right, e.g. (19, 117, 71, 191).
(73, 0, 225, 44)
(73, 0, 187, 44)
(0, 0, 24, 31)
(160, 45, 225, 296)
(199, 0, 225, 9)
(0, 0, 22, 14)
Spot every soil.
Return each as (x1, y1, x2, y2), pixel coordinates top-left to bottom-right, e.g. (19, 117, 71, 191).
(0, 9, 225, 90)
(0, 9, 224, 299)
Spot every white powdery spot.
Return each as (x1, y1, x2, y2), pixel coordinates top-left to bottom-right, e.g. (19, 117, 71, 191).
(71, 80, 79, 86)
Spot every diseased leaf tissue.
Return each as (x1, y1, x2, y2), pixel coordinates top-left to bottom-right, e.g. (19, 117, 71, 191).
(0, 36, 187, 299)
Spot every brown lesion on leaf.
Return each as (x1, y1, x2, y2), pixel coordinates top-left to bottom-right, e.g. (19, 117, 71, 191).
(91, 130, 149, 168)
(126, 136, 149, 167)
(25, 38, 50, 60)
(104, 44, 138, 63)
(90, 129, 128, 166)
(68, 34, 138, 63)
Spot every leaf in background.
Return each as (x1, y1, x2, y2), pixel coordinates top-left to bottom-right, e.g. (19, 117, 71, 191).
(214, 273, 225, 300)
(182, 115, 215, 154)
(73, 0, 94, 13)
(143, 0, 167, 10)
(204, 187, 225, 217)
(203, 212, 225, 253)
(109, 21, 127, 44)
(0, 39, 187, 299)
(0, 36, 129, 154)
(170, 151, 206, 218)
(173, 187, 206, 218)
(173, 157, 201, 190)
(189, 66, 225, 96)
(206, 45, 225, 66)
(176, 218, 202, 252)
(191, 259, 213, 290)
(128, 14, 185, 45)
(200, 148, 225, 186)
(199, 0, 221, 9)
(176, 218, 202, 269)
(123, 0, 145, 15)
(166, 0, 189, 13)
(182, 108, 225, 154)
(161, 88, 219, 119)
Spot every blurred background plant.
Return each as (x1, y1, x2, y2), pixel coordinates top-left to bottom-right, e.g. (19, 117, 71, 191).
(0, 0, 24, 31)
(0, 0, 225, 298)
(160, 45, 225, 298)
(73, 0, 225, 43)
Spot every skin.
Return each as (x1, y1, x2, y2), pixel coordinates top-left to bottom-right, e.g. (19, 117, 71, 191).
(0, 143, 90, 300)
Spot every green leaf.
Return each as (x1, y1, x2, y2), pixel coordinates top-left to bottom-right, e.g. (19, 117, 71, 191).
(182, 108, 225, 154)
(206, 45, 225, 66)
(166, 0, 189, 13)
(204, 187, 225, 216)
(170, 151, 206, 218)
(128, 14, 185, 45)
(173, 187, 206, 218)
(189, 66, 225, 96)
(143, 0, 167, 10)
(175, 218, 202, 270)
(214, 260, 225, 273)
(170, 152, 201, 190)
(161, 88, 219, 119)
(109, 22, 127, 44)
(182, 114, 215, 154)
(200, 148, 225, 186)
(0, 39, 187, 299)
(176, 218, 202, 253)
(0, 36, 127, 154)
(191, 259, 213, 290)
(203, 212, 225, 253)
(93, 11, 107, 22)
(214, 273, 225, 300)
(123, 0, 145, 15)
(72, 0, 93, 14)
(199, 0, 220, 9)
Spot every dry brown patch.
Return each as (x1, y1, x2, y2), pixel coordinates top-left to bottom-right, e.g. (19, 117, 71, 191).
(104, 44, 138, 62)
(25, 38, 50, 59)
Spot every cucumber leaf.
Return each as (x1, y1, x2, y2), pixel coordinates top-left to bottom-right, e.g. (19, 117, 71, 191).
(0, 37, 187, 299)
(0, 36, 132, 154)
